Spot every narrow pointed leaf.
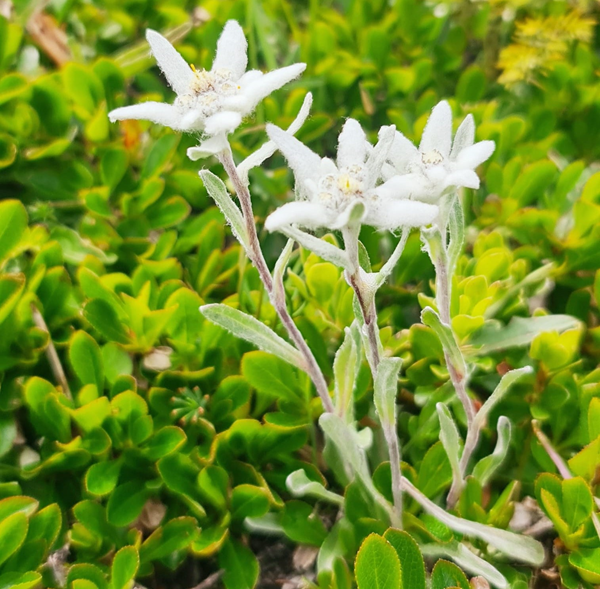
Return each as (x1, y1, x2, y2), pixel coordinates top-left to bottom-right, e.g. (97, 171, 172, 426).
(200, 303, 304, 369)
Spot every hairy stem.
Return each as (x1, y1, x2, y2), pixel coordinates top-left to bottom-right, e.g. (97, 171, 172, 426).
(429, 229, 477, 507)
(218, 147, 334, 414)
(342, 225, 402, 527)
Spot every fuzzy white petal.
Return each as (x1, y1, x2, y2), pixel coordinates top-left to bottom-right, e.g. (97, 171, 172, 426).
(329, 200, 366, 230)
(366, 200, 438, 230)
(238, 70, 264, 87)
(319, 158, 338, 175)
(455, 140, 495, 169)
(241, 63, 306, 111)
(237, 92, 313, 181)
(265, 201, 335, 231)
(444, 169, 480, 190)
(388, 131, 419, 172)
(146, 30, 193, 96)
(375, 173, 432, 201)
(451, 114, 475, 158)
(337, 119, 367, 169)
(366, 125, 396, 184)
(187, 134, 229, 160)
(420, 100, 453, 157)
(211, 20, 248, 81)
(267, 124, 322, 187)
(204, 111, 243, 135)
(381, 162, 397, 181)
(108, 102, 184, 130)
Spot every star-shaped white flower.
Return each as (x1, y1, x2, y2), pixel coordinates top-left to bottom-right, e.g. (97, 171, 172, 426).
(378, 101, 495, 204)
(108, 21, 305, 141)
(264, 119, 438, 233)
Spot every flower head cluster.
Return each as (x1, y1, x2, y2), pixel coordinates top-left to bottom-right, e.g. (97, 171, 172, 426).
(380, 101, 495, 204)
(108, 21, 305, 139)
(265, 119, 439, 233)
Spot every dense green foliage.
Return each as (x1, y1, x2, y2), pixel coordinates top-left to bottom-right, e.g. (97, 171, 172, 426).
(1, 0, 600, 587)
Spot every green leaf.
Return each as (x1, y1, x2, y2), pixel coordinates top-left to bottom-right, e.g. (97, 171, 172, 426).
(466, 315, 581, 355)
(281, 500, 327, 547)
(0, 497, 38, 521)
(70, 331, 104, 393)
(383, 529, 426, 589)
(199, 170, 250, 250)
(85, 460, 121, 496)
(146, 196, 191, 229)
(231, 484, 270, 522)
(101, 344, 133, 385)
(417, 442, 452, 498)
(561, 477, 593, 531)
(201, 305, 304, 369)
(28, 503, 61, 548)
(0, 274, 25, 325)
(111, 546, 138, 589)
(143, 426, 186, 461)
(106, 482, 149, 527)
(569, 548, 600, 584)
(165, 288, 203, 345)
(139, 516, 198, 562)
(0, 200, 27, 264)
(0, 571, 42, 589)
(431, 559, 469, 589)
(67, 563, 109, 589)
(355, 534, 402, 589)
(84, 299, 131, 344)
(509, 160, 556, 206)
(0, 512, 28, 566)
(218, 538, 259, 589)
(241, 351, 302, 404)
(141, 134, 179, 179)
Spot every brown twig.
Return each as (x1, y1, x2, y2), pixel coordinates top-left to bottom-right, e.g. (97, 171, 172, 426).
(31, 304, 72, 400)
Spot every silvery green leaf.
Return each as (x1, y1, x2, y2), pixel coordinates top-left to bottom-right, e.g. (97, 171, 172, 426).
(447, 194, 464, 276)
(420, 541, 508, 589)
(472, 416, 512, 486)
(421, 306, 467, 378)
(286, 469, 343, 506)
(200, 304, 304, 369)
(333, 323, 360, 422)
(282, 225, 351, 270)
(355, 426, 373, 450)
(245, 513, 284, 535)
(317, 518, 355, 574)
(272, 238, 295, 302)
(484, 262, 555, 319)
(401, 477, 545, 566)
(373, 357, 402, 432)
(464, 314, 581, 356)
(436, 402, 463, 494)
(199, 170, 250, 251)
(319, 414, 394, 521)
(474, 367, 533, 429)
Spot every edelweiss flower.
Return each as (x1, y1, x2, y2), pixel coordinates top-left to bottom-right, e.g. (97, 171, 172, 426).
(108, 21, 305, 140)
(265, 120, 438, 233)
(379, 101, 495, 204)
